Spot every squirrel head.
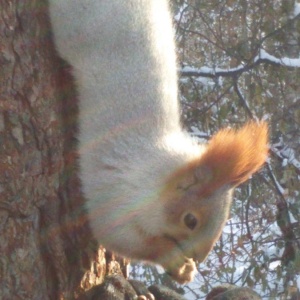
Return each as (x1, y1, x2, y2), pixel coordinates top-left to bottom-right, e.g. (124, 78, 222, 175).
(148, 121, 268, 283)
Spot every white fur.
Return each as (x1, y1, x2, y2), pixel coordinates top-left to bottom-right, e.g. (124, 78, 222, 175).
(49, 0, 206, 279)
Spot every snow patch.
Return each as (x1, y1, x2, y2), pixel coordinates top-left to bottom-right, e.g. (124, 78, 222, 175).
(269, 260, 281, 270)
(294, 3, 300, 16)
(256, 49, 300, 67)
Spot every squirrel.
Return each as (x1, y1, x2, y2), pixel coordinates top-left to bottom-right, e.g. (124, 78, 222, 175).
(48, 0, 268, 284)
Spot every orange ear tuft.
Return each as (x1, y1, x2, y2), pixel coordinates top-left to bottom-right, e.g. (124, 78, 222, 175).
(166, 121, 268, 199)
(199, 121, 268, 190)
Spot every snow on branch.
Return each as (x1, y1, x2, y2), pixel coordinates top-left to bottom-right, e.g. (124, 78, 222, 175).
(255, 49, 300, 68)
(181, 65, 246, 78)
(271, 142, 300, 172)
(181, 49, 300, 79)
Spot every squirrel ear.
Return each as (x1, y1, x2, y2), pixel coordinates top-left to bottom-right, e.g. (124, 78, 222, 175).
(168, 121, 268, 198)
(198, 121, 269, 189)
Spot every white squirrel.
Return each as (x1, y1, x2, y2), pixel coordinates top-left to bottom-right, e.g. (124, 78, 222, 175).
(49, 0, 268, 283)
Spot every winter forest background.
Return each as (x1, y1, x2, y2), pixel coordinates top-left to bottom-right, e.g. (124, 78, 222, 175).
(130, 0, 300, 299)
(0, 0, 299, 299)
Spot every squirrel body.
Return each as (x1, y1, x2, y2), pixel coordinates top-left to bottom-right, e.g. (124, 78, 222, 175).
(49, 0, 268, 283)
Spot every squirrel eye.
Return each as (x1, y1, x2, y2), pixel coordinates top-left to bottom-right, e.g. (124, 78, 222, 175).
(184, 213, 198, 230)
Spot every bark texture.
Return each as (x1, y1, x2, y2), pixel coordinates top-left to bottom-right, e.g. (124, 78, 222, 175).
(0, 1, 125, 299)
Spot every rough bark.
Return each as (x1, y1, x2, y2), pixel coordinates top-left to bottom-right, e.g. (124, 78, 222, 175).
(0, 1, 126, 299)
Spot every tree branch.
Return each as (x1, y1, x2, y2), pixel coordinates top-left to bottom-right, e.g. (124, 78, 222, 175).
(180, 53, 300, 79)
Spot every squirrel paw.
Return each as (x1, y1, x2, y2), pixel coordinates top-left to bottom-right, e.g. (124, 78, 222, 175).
(167, 258, 196, 284)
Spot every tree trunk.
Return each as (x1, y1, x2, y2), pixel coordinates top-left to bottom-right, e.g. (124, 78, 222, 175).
(277, 0, 300, 290)
(0, 1, 125, 299)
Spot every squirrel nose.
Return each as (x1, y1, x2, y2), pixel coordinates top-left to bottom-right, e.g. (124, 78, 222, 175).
(192, 251, 210, 264)
(179, 238, 215, 263)
(187, 242, 215, 263)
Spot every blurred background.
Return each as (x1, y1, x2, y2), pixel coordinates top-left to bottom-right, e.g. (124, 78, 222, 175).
(130, 1, 300, 299)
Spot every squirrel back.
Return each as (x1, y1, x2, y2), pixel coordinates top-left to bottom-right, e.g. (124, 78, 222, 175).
(49, 0, 268, 283)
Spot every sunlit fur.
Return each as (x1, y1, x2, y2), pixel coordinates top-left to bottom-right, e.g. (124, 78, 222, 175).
(49, 0, 269, 284)
(168, 122, 269, 199)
